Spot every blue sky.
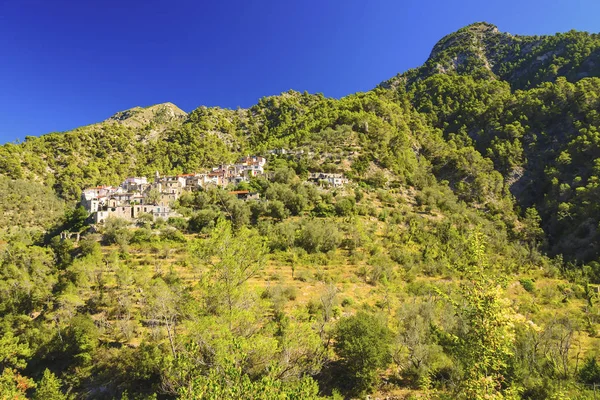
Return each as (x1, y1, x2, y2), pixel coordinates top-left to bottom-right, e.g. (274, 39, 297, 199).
(0, 0, 598, 143)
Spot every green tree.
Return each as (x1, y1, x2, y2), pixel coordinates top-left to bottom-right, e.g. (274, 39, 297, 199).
(145, 278, 180, 357)
(434, 232, 521, 399)
(50, 237, 74, 269)
(188, 209, 219, 232)
(334, 196, 356, 217)
(34, 369, 66, 400)
(267, 200, 289, 221)
(0, 331, 31, 370)
(0, 368, 34, 400)
(63, 314, 100, 366)
(65, 206, 89, 232)
(296, 220, 340, 253)
(145, 188, 161, 205)
(579, 356, 600, 385)
(102, 217, 132, 248)
(0, 332, 33, 400)
(522, 207, 544, 250)
(193, 219, 267, 320)
(334, 312, 392, 395)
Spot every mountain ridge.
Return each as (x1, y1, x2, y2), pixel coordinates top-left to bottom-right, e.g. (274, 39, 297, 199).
(2, 22, 600, 265)
(381, 22, 600, 91)
(3, 22, 600, 399)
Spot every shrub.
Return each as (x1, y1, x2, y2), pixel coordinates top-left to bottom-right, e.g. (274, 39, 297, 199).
(130, 228, 156, 244)
(283, 286, 298, 301)
(296, 220, 341, 253)
(333, 312, 392, 395)
(102, 217, 132, 247)
(520, 278, 535, 293)
(188, 209, 219, 232)
(268, 221, 297, 251)
(160, 228, 186, 243)
(579, 356, 600, 384)
(167, 217, 188, 231)
(341, 298, 354, 307)
(335, 196, 356, 217)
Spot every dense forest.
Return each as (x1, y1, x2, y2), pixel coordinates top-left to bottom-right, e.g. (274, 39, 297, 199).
(1, 22, 600, 399)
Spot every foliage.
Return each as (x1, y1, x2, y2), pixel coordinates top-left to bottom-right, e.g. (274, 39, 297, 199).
(334, 312, 392, 395)
(434, 232, 521, 399)
(579, 356, 600, 385)
(33, 369, 67, 400)
(193, 219, 267, 318)
(0, 176, 64, 231)
(0, 22, 599, 400)
(176, 345, 323, 399)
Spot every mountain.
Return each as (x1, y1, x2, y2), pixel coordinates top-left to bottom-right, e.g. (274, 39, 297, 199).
(382, 22, 600, 90)
(2, 24, 600, 265)
(1, 23, 599, 264)
(2, 23, 600, 399)
(105, 102, 187, 130)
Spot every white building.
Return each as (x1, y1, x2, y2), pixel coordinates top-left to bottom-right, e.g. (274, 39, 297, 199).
(308, 173, 349, 187)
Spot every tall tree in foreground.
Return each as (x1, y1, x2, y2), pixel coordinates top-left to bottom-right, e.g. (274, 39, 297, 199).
(193, 219, 267, 321)
(435, 231, 521, 399)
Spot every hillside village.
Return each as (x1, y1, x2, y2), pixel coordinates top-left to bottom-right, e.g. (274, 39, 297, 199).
(81, 155, 349, 223)
(4, 20, 600, 400)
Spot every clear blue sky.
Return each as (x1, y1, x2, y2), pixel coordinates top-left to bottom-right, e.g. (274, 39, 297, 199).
(0, 0, 598, 143)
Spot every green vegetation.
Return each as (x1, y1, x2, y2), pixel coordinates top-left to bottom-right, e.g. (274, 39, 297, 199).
(334, 312, 392, 395)
(1, 23, 600, 399)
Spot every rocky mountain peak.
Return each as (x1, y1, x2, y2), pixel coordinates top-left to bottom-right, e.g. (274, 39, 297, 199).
(427, 22, 502, 63)
(105, 102, 187, 128)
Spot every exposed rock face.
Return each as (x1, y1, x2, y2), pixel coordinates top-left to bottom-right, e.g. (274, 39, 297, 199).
(105, 102, 187, 129)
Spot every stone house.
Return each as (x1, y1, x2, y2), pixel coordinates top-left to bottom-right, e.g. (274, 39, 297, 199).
(308, 173, 349, 187)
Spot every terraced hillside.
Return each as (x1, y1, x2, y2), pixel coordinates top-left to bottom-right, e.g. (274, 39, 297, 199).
(1, 23, 600, 399)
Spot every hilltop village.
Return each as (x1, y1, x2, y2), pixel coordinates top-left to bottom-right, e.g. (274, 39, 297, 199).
(81, 155, 348, 223)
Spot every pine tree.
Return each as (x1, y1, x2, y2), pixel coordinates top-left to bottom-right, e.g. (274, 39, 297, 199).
(34, 369, 66, 400)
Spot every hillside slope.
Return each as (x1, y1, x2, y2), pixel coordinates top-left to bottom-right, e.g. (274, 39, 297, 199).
(2, 24, 600, 266)
(1, 22, 600, 399)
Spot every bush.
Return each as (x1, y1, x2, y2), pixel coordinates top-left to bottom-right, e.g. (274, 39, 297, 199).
(283, 286, 298, 301)
(188, 209, 219, 232)
(130, 228, 156, 244)
(333, 312, 392, 395)
(160, 227, 186, 243)
(168, 217, 188, 231)
(335, 196, 356, 217)
(341, 297, 354, 307)
(78, 234, 102, 257)
(295, 270, 311, 282)
(313, 202, 335, 217)
(579, 356, 600, 384)
(267, 200, 289, 221)
(520, 278, 535, 293)
(102, 217, 132, 247)
(366, 171, 388, 188)
(296, 220, 341, 253)
(268, 221, 297, 251)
